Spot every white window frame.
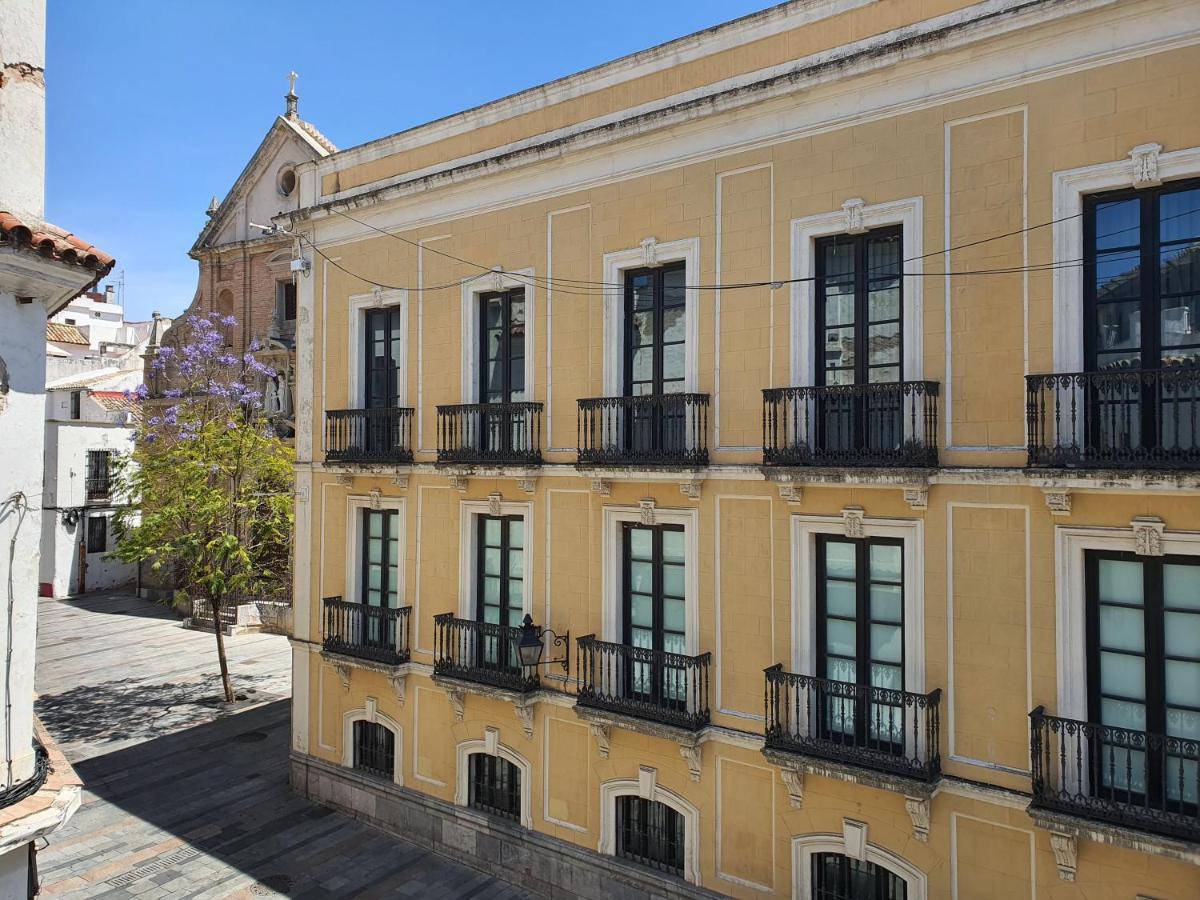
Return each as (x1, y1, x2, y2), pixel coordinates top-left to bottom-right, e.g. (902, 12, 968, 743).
(1054, 524, 1200, 721)
(344, 495, 406, 606)
(790, 514, 925, 692)
(599, 776, 701, 885)
(454, 734, 534, 830)
(457, 499, 534, 621)
(791, 834, 926, 900)
(601, 504, 700, 653)
(342, 704, 404, 786)
(348, 288, 408, 408)
(789, 197, 923, 387)
(601, 237, 701, 396)
(1051, 144, 1200, 373)
(459, 269, 536, 403)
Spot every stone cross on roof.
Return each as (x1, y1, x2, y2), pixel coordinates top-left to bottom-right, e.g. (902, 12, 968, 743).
(286, 71, 299, 119)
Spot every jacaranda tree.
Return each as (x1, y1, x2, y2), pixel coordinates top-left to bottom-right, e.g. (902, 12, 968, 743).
(113, 314, 293, 702)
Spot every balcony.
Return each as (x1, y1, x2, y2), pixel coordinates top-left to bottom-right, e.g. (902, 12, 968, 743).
(325, 408, 414, 464)
(576, 393, 709, 467)
(322, 597, 411, 666)
(1029, 707, 1199, 843)
(763, 667, 942, 783)
(436, 402, 542, 466)
(575, 635, 711, 731)
(1026, 369, 1200, 469)
(762, 382, 939, 468)
(432, 613, 539, 693)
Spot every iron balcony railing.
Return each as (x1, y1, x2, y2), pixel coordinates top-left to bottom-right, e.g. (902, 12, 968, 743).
(576, 393, 709, 467)
(322, 597, 411, 666)
(764, 666, 942, 782)
(576, 635, 711, 731)
(1029, 707, 1199, 842)
(1026, 369, 1200, 469)
(325, 408, 414, 463)
(432, 613, 540, 693)
(84, 476, 112, 501)
(762, 382, 939, 467)
(436, 402, 543, 466)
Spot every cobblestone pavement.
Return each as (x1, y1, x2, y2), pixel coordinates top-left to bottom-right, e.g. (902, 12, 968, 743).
(34, 591, 529, 899)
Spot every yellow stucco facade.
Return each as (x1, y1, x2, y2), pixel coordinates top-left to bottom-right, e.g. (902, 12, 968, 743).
(284, 1, 1200, 896)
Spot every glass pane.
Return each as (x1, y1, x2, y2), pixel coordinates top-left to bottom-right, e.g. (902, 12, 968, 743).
(632, 346, 654, 382)
(1098, 252, 1144, 306)
(870, 623, 902, 664)
(508, 520, 523, 549)
(1161, 246, 1200, 296)
(869, 544, 902, 581)
(825, 287, 855, 327)
(824, 542, 856, 579)
(1095, 301, 1142, 351)
(631, 276, 654, 309)
(823, 242, 854, 280)
(508, 549, 524, 579)
(631, 310, 654, 346)
(826, 656, 856, 684)
(482, 604, 500, 624)
(630, 561, 653, 594)
(868, 324, 897, 367)
(870, 585, 903, 624)
(367, 565, 381, 591)
(1166, 660, 1200, 707)
(1164, 610, 1200, 658)
(869, 662, 902, 689)
(1167, 707, 1200, 740)
(662, 631, 686, 655)
(868, 365, 900, 384)
(482, 577, 501, 605)
(827, 619, 856, 658)
(510, 296, 525, 325)
(663, 266, 686, 304)
(1099, 604, 1144, 652)
(825, 580, 856, 617)
(1100, 697, 1146, 732)
(508, 578, 524, 605)
(1098, 559, 1143, 605)
(1165, 564, 1200, 610)
(485, 298, 503, 328)
(664, 597, 685, 633)
(868, 235, 901, 276)
(631, 626, 653, 649)
(662, 529, 685, 563)
(483, 547, 501, 576)
(662, 306, 685, 342)
(823, 327, 855, 371)
(663, 564, 684, 598)
(1160, 188, 1200, 243)
(484, 518, 501, 545)
(1099, 650, 1146, 699)
(485, 329, 502, 360)
(1096, 199, 1140, 250)
(663, 344, 685, 382)
(629, 528, 652, 559)
(868, 286, 899, 322)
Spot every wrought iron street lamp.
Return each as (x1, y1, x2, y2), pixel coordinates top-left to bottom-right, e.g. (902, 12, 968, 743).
(515, 614, 569, 671)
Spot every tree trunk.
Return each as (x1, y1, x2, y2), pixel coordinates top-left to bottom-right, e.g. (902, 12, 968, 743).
(210, 597, 235, 703)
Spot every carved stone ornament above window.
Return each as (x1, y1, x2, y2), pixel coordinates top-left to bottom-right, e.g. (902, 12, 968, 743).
(1129, 142, 1163, 189)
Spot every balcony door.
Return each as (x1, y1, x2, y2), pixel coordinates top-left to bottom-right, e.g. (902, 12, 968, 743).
(622, 523, 687, 711)
(624, 263, 686, 454)
(360, 508, 400, 646)
(476, 515, 525, 673)
(814, 228, 904, 456)
(479, 288, 527, 455)
(1085, 551, 1199, 810)
(363, 306, 404, 455)
(1084, 180, 1200, 456)
(815, 535, 905, 752)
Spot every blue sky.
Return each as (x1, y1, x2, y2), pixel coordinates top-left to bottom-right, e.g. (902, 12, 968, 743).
(46, 0, 769, 322)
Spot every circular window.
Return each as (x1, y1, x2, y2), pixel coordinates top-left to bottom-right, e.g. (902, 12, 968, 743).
(277, 166, 297, 197)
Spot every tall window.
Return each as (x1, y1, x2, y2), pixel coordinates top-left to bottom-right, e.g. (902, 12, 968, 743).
(364, 306, 404, 410)
(277, 280, 297, 323)
(467, 753, 521, 821)
(623, 523, 686, 708)
(352, 720, 394, 781)
(479, 288, 527, 455)
(361, 509, 400, 608)
(1086, 551, 1200, 807)
(69, 391, 81, 420)
(816, 536, 904, 749)
(814, 228, 903, 453)
(85, 449, 114, 499)
(86, 516, 107, 555)
(615, 796, 685, 877)
(477, 515, 524, 670)
(811, 853, 907, 900)
(624, 263, 686, 397)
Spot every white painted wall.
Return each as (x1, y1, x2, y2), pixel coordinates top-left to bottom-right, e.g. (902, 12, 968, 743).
(0, 0, 46, 223)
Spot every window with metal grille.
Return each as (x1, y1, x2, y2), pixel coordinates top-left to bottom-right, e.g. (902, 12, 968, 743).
(86, 516, 107, 555)
(811, 852, 907, 900)
(467, 753, 521, 821)
(614, 795, 685, 877)
(351, 720, 394, 781)
(85, 449, 114, 499)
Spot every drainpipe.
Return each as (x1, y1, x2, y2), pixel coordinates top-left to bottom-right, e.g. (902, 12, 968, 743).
(1, 492, 28, 787)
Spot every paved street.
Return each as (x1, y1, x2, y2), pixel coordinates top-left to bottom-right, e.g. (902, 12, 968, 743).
(34, 591, 529, 899)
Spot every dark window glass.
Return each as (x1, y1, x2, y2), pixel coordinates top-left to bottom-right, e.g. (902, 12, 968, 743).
(1086, 551, 1200, 807)
(480, 288, 526, 403)
(86, 449, 114, 499)
(623, 263, 686, 397)
(360, 509, 399, 610)
(816, 535, 905, 750)
(278, 281, 297, 322)
(812, 853, 907, 900)
(467, 753, 521, 821)
(1086, 180, 1200, 371)
(86, 516, 107, 554)
(615, 796, 685, 876)
(352, 720, 394, 780)
(69, 391, 81, 420)
(363, 306, 404, 409)
(476, 515, 525, 671)
(622, 523, 687, 709)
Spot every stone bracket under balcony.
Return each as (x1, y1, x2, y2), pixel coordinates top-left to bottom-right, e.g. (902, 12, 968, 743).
(319, 650, 413, 705)
(764, 470, 932, 510)
(572, 704, 705, 782)
(428, 674, 553, 740)
(761, 746, 936, 802)
(1027, 808, 1200, 873)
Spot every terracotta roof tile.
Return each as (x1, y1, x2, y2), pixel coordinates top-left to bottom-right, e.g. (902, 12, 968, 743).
(92, 390, 141, 424)
(46, 322, 89, 345)
(296, 118, 337, 154)
(0, 211, 115, 274)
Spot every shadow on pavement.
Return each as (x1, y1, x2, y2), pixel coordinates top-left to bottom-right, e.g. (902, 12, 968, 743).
(52, 591, 181, 622)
